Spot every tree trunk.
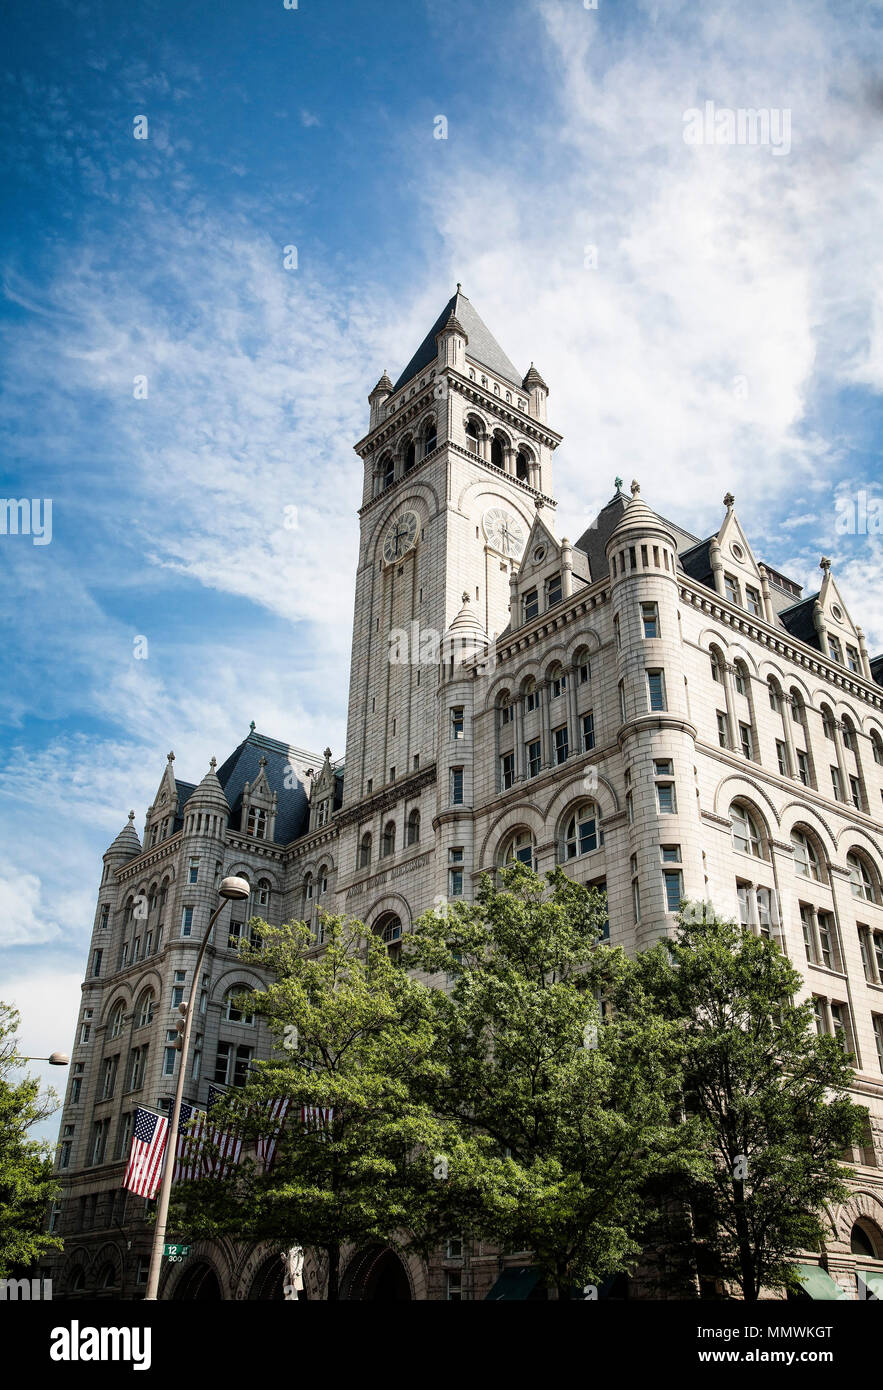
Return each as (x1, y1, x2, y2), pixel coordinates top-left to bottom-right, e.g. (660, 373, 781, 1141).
(732, 1180, 757, 1301)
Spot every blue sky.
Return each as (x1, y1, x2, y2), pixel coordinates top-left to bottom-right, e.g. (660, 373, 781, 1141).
(2, 0, 883, 1135)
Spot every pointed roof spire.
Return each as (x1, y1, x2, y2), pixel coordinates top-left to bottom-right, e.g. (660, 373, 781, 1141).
(106, 811, 142, 860)
(370, 370, 393, 397)
(393, 289, 522, 392)
(522, 362, 548, 392)
(187, 758, 230, 816)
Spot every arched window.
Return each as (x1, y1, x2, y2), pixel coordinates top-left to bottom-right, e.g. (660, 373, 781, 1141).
(710, 648, 725, 684)
(789, 687, 806, 725)
(225, 987, 254, 1026)
(381, 453, 394, 489)
(98, 1262, 118, 1290)
(851, 1220, 882, 1258)
(423, 419, 437, 455)
(574, 647, 591, 685)
(841, 714, 857, 753)
(847, 852, 878, 903)
(768, 677, 783, 713)
(109, 1002, 126, 1040)
(375, 913, 403, 963)
(302, 873, 313, 912)
(135, 989, 154, 1029)
(465, 419, 481, 455)
(497, 689, 512, 726)
(381, 821, 396, 857)
(404, 438, 416, 473)
(791, 831, 822, 882)
(548, 662, 566, 698)
(821, 703, 836, 740)
(733, 660, 749, 698)
(66, 1266, 86, 1294)
(491, 434, 505, 469)
(406, 808, 420, 846)
(730, 803, 765, 859)
(501, 829, 534, 869)
(318, 864, 328, 895)
(148, 881, 159, 914)
(515, 450, 530, 482)
(523, 677, 538, 712)
(358, 833, 372, 868)
(871, 730, 883, 766)
(257, 878, 270, 908)
(563, 803, 600, 860)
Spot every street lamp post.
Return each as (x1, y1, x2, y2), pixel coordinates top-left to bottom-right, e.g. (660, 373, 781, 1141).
(21, 1054, 69, 1065)
(144, 875, 251, 1302)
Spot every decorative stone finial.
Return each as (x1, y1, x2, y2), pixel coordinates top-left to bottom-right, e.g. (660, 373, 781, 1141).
(614, 476, 623, 492)
(820, 555, 832, 574)
(127, 810, 135, 823)
(167, 750, 175, 763)
(462, 591, 470, 604)
(249, 720, 256, 734)
(724, 491, 735, 509)
(630, 479, 640, 497)
(209, 756, 217, 772)
(456, 282, 462, 293)
(323, 747, 332, 761)
(259, 755, 268, 769)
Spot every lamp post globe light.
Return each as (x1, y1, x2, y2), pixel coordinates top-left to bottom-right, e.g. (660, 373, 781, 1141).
(21, 1053, 70, 1065)
(144, 876, 251, 1301)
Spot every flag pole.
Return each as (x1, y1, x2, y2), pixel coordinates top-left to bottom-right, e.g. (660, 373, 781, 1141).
(144, 876, 250, 1301)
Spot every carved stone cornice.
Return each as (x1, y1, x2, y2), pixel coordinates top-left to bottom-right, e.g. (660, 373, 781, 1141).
(336, 763, 438, 829)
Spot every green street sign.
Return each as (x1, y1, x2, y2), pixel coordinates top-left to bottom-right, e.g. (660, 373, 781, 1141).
(163, 1244, 191, 1259)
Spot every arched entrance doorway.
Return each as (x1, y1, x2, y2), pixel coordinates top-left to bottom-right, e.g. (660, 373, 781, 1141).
(342, 1246, 412, 1301)
(247, 1253, 309, 1300)
(172, 1262, 222, 1300)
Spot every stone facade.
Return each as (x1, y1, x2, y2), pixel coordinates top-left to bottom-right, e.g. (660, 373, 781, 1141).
(49, 290, 883, 1300)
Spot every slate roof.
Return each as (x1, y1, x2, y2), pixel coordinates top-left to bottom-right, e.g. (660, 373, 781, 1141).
(393, 290, 523, 393)
(777, 595, 820, 649)
(574, 492, 699, 583)
(215, 731, 323, 845)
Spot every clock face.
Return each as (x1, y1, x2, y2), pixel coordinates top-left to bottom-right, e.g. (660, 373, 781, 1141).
(482, 507, 525, 559)
(383, 510, 419, 564)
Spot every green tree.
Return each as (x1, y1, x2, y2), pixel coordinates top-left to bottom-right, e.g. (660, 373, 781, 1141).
(628, 907, 866, 1300)
(0, 1002, 62, 1276)
(170, 915, 466, 1299)
(407, 865, 699, 1298)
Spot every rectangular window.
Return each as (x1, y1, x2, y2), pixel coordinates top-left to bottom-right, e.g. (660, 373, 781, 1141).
(663, 870, 683, 912)
(578, 661, 590, 685)
(801, 904, 816, 964)
(717, 712, 729, 748)
(450, 767, 464, 805)
(829, 1002, 853, 1056)
(846, 644, 860, 672)
(796, 750, 810, 786)
(70, 1076, 82, 1104)
(181, 906, 194, 938)
(618, 680, 626, 722)
(526, 685, 538, 712)
(163, 1030, 178, 1077)
(745, 585, 762, 617)
(828, 635, 843, 663)
(873, 1015, 883, 1074)
(188, 857, 199, 884)
(776, 740, 790, 776)
(641, 602, 659, 638)
(451, 707, 465, 740)
(724, 573, 741, 605)
(171, 985, 184, 1008)
(813, 996, 827, 1035)
(632, 876, 641, 923)
(831, 766, 843, 801)
(850, 775, 862, 811)
(59, 1141, 72, 1170)
(817, 911, 837, 970)
(661, 844, 681, 863)
(551, 671, 567, 699)
(92, 950, 102, 978)
(449, 867, 464, 897)
(527, 740, 542, 778)
(739, 722, 754, 759)
(546, 574, 562, 607)
(647, 669, 666, 711)
(191, 1035, 202, 1080)
(554, 725, 569, 764)
(127, 1047, 146, 1091)
(446, 1270, 463, 1301)
(79, 1010, 93, 1045)
(523, 589, 539, 622)
(90, 1121, 108, 1166)
(500, 752, 515, 790)
(582, 712, 595, 751)
(500, 701, 512, 725)
(626, 790, 633, 824)
(656, 783, 676, 814)
(100, 1055, 118, 1100)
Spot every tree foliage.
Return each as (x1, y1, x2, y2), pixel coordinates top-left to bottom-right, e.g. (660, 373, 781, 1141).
(0, 1002, 62, 1277)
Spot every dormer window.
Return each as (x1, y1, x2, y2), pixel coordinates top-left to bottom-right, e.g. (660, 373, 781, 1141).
(523, 589, 539, 622)
(247, 807, 268, 840)
(547, 574, 562, 608)
(828, 635, 843, 664)
(724, 573, 741, 606)
(317, 799, 330, 828)
(745, 585, 762, 617)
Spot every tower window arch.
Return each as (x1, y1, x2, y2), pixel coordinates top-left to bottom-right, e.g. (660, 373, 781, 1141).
(464, 418, 483, 455)
(768, 676, 783, 713)
(406, 808, 420, 846)
(841, 714, 858, 753)
(847, 852, 879, 904)
(135, 989, 155, 1029)
(374, 912, 403, 963)
(561, 802, 601, 861)
(500, 828, 535, 869)
(729, 802, 767, 859)
(710, 647, 725, 685)
(358, 833, 372, 869)
(791, 830, 823, 882)
(423, 418, 437, 455)
(872, 730, 883, 766)
(381, 820, 396, 858)
(733, 659, 749, 698)
(225, 986, 254, 1025)
(496, 689, 512, 726)
(109, 1001, 126, 1040)
(403, 437, 416, 473)
(381, 452, 394, 489)
(515, 449, 530, 482)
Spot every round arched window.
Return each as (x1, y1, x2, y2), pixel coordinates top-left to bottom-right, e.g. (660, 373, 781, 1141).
(730, 803, 765, 859)
(791, 831, 822, 882)
(501, 830, 534, 869)
(563, 804, 600, 860)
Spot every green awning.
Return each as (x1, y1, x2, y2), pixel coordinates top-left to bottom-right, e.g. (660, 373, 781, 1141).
(792, 1264, 848, 1300)
(856, 1269, 883, 1301)
(485, 1266, 541, 1300)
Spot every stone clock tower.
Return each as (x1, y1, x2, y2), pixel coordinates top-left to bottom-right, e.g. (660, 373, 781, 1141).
(336, 287, 562, 904)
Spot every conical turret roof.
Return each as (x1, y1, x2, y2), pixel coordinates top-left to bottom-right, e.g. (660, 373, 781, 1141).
(105, 811, 142, 860)
(186, 759, 231, 815)
(607, 483, 676, 548)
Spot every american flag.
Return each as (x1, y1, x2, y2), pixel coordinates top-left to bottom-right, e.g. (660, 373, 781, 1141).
(122, 1107, 169, 1199)
(173, 1103, 207, 1182)
(301, 1105, 333, 1133)
(202, 1083, 242, 1177)
(256, 1097, 290, 1168)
